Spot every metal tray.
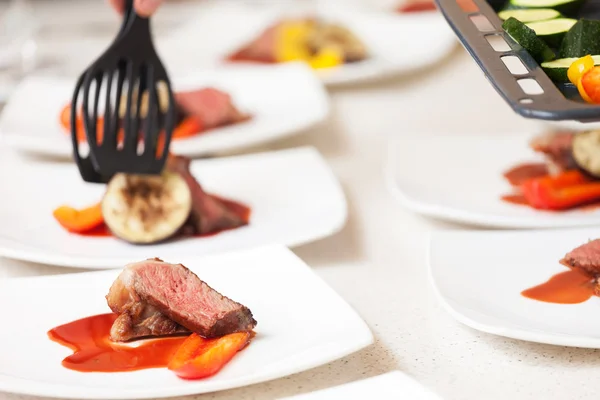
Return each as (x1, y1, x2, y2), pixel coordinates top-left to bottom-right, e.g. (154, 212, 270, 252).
(434, 0, 600, 122)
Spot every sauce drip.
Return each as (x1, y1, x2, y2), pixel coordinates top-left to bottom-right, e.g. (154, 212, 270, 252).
(500, 194, 529, 206)
(503, 162, 549, 187)
(522, 269, 596, 304)
(48, 313, 188, 373)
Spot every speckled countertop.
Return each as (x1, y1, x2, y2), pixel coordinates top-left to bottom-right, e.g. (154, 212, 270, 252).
(0, 1, 597, 400)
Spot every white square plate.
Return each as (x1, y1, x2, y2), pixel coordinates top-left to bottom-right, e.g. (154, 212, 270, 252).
(0, 245, 373, 399)
(0, 146, 347, 269)
(282, 371, 443, 399)
(157, 2, 457, 86)
(386, 133, 600, 229)
(429, 228, 600, 348)
(0, 63, 329, 158)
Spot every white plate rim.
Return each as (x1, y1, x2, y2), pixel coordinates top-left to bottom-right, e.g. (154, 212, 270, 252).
(428, 230, 600, 349)
(0, 245, 374, 399)
(0, 146, 348, 269)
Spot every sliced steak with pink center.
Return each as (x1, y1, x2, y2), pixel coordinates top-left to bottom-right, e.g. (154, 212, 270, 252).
(167, 155, 250, 235)
(529, 132, 576, 174)
(106, 258, 257, 342)
(175, 88, 248, 129)
(560, 239, 600, 277)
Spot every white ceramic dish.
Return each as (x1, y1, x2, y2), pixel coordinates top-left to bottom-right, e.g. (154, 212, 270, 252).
(0, 146, 347, 269)
(386, 133, 600, 229)
(0, 245, 373, 399)
(0, 63, 329, 158)
(282, 371, 443, 399)
(429, 228, 600, 348)
(157, 2, 457, 86)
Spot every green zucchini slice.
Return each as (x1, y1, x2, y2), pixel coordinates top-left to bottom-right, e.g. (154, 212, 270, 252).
(541, 56, 600, 83)
(559, 20, 600, 58)
(498, 8, 561, 23)
(508, 0, 585, 16)
(502, 17, 556, 63)
(526, 18, 577, 48)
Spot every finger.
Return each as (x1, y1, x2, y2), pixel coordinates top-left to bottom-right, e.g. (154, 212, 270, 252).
(107, 0, 125, 14)
(134, 0, 162, 17)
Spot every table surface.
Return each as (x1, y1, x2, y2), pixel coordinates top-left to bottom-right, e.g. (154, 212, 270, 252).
(0, 2, 596, 400)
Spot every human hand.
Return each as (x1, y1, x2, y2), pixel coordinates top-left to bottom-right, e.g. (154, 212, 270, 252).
(108, 0, 163, 17)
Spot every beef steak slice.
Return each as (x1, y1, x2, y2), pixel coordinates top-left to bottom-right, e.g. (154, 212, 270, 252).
(560, 239, 600, 277)
(106, 258, 257, 342)
(167, 155, 249, 235)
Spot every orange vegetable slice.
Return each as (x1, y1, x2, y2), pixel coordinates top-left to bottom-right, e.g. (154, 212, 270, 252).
(53, 203, 105, 233)
(168, 332, 251, 380)
(579, 66, 600, 103)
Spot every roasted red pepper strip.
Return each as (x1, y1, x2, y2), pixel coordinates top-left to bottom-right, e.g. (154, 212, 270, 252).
(520, 170, 600, 210)
(168, 332, 251, 380)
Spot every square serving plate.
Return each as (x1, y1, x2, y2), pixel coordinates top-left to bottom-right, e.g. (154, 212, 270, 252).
(0, 245, 373, 399)
(282, 371, 444, 400)
(434, 0, 600, 122)
(429, 228, 600, 348)
(156, 1, 457, 86)
(0, 146, 347, 269)
(0, 63, 329, 158)
(386, 133, 600, 229)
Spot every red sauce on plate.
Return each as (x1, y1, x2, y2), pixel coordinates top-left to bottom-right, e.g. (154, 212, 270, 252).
(522, 269, 596, 304)
(48, 313, 188, 373)
(500, 194, 529, 206)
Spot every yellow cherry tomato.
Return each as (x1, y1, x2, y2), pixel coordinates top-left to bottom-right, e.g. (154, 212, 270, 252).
(275, 21, 312, 63)
(568, 55, 595, 86)
(309, 46, 343, 69)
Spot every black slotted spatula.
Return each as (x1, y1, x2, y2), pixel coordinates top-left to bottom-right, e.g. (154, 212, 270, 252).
(71, 0, 176, 183)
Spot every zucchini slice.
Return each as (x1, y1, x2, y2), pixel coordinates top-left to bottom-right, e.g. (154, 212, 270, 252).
(526, 18, 577, 48)
(559, 20, 600, 58)
(498, 8, 561, 23)
(508, 0, 585, 16)
(502, 17, 556, 63)
(541, 56, 600, 83)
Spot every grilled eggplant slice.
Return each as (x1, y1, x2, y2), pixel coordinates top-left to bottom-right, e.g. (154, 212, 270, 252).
(572, 130, 600, 178)
(102, 172, 192, 244)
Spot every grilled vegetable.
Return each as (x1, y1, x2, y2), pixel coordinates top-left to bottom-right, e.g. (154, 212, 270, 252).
(508, 0, 585, 16)
(520, 170, 598, 210)
(53, 203, 104, 233)
(168, 332, 251, 380)
(502, 17, 555, 63)
(498, 8, 561, 23)
(559, 20, 600, 59)
(567, 55, 596, 84)
(541, 55, 600, 83)
(102, 172, 192, 244)
(578, 65, 600, 103)
(526, 18, 577, 48)
(572, 130, 600, 178)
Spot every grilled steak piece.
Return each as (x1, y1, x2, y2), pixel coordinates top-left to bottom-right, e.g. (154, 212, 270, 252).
(175, 88, 249, 129)
(530, 132, 576, 174)
(227, 24, 279, 64)
(167, 155, 250, 235)
(560, 239, 600, 277)
(110, 302, 189, 342)
(107, 258, 257, 342)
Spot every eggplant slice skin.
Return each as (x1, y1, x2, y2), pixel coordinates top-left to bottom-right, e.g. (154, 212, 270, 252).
(572, 130, 600, 179)
(102, 172, 192, 244)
